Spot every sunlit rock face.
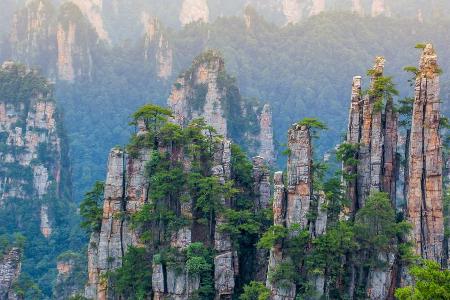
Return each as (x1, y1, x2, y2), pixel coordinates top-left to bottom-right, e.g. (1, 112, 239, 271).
(406, 44, 444, 264)
(179, 0, 209, 26)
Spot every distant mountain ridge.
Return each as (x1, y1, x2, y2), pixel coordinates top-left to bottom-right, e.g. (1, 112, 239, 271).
(2, 0, 450, 43)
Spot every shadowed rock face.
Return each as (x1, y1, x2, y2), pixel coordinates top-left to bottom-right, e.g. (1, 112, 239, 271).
(0, 248, 21, 300)
(6, 0, 98, 82)
(406, 44, 444, 264)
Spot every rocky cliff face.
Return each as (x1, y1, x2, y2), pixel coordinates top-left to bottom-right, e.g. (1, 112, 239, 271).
(0, 62, 64, 238)
(406, 44, 444, 264)
(343, 57, 398, 216)
(0, 248, 21, 300)
(266, 123, 327, 299)
(0, 62, 79, 298)
(7, 0, 57, 77)
(85, 148, 150, 299)
(4, 0, 99, 82)
(71, 0, 109, 41)
(142, 16, 173, 80)
(168, 50, 274, 157)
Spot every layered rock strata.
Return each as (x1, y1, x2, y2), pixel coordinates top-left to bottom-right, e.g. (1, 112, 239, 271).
(406, 44, 444, 264)
(85, 148, 150, 299)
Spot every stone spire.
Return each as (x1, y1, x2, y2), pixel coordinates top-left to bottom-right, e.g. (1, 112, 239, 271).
(259, 104, 276, 165)
(406, 44, 444, 263)
(253, 156, 271, 281)
(344, 57, 398, 212)
(286, 124, 313, 229)
(344, 76, 363, 215)
(266, 124, 314, 300)
(213, 139, 236, 300)
(85, 148, 151, 299)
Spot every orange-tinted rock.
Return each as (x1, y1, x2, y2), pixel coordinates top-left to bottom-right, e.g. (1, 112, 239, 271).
(406, 44, 444, 263)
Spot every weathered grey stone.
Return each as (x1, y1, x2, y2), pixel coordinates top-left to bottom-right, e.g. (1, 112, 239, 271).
(286, 124, 312, 229)
(253, 156, 271, 281)
(259, 105, 276, 164)
(367, 252, 396, 300)
(0, 248, 21, 300)
(85, 148, 151, 299)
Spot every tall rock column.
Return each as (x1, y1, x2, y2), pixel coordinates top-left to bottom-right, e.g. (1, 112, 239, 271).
(253, 156, 271, 281)
(266, 123, 313, 300)
(406, 44, 444, 263)
(286, 124, 313, 229)
(85, 147, 151, 299)
(259, 104, 276, 165)
(344, 76, 363, 216)
(348, 57, 398, 211)
(266, 172, 296, 300)
(213, 139, 236, 300)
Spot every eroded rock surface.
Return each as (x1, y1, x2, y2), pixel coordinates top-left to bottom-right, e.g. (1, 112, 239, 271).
(406, 44, 444, 263)
(0, 248, 21, 300)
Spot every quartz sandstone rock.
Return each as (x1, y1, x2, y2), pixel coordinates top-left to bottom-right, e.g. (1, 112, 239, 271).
(168, 50, 271, 157)
(286, 124, 312, 229)
(213, 139, 236, 299)
(0, 63, 64, 238)
(406, 44, 444, 263)
(0, 248, 21, 300)
(85, 148, 151, 299)
(143, 16, 173, 80)
(179, 0, 209, 26)
(7, 1, 98, 81)
(259, 105, 276, 164)
(253, 156, 271, 281)
(168, 51, 227, 137)
(266, 172, 296, 300)
(71, 0, 109, 41)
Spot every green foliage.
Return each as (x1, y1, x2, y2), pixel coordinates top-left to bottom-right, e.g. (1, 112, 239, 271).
(336, 143, 359, 167)
(185, 243, 215, 299)
(354, 192, 412, 267)
(80, 181, 104, 234)
(398, 97, 415, 128)
(110, 246, 152, 300)
(395, 260, 450, 300)
(297, 117, 327, 130)
(240, 281, 270, 300)
(415, 43, 427, 49)
(268, 262, 297, 287)
(257, 225, 288, 250)
(185, 242, 213, 274)
(369, 76, 399, 113)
